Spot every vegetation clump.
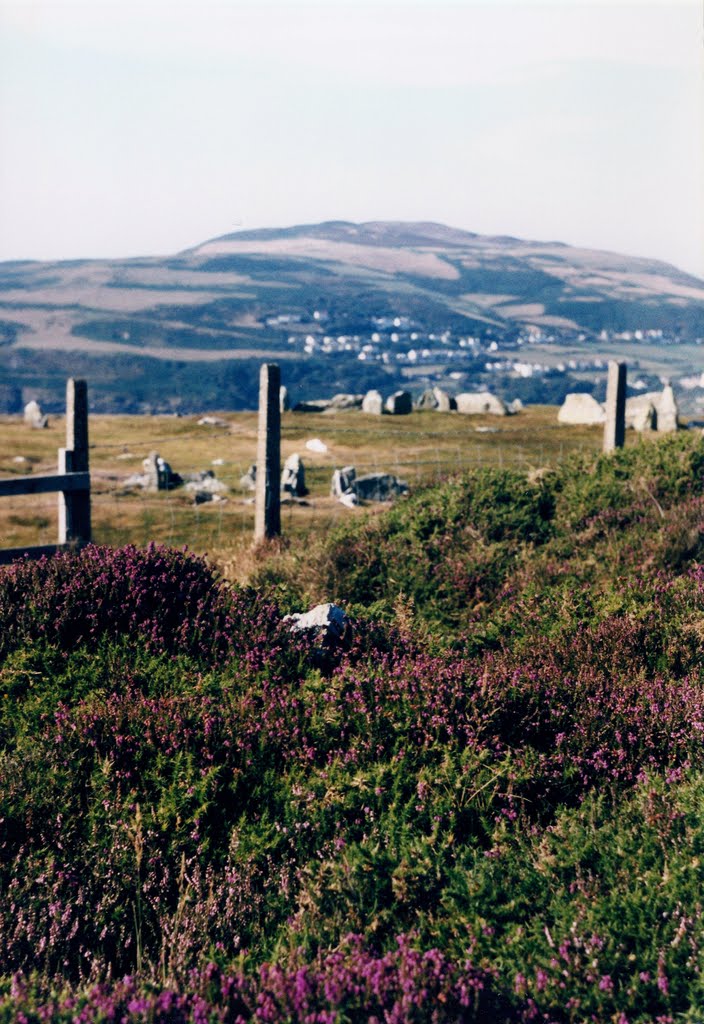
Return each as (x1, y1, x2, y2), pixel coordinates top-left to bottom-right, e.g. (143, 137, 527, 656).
(3, 433, 704, 1021)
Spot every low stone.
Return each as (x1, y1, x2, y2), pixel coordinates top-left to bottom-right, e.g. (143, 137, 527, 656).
(362, 390, 383, 415)
(327, 393, 363, 411)
(455, 391, 508, 416)
(183, 471, 228, 495)
(239, 464, 257, 491)
(338, 491, 360, 508)
(197, 416, 228, 427)
(284, 603, 352, 647)
(509, 398, 524, 413)
(416, 387, 452, 412)
(305, 438, 328, 453)
(354, 473, 408, 502)
(292, 399, 331, 413)
(385, 390, 413, 415)
(281, 453, 308, 497)
(626, 393, 659, 430)
(557, 393, 605, 425)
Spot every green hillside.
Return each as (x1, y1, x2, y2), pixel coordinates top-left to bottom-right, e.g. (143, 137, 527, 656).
(1, 221, 703, 413)
(2, 431, 704, 1020)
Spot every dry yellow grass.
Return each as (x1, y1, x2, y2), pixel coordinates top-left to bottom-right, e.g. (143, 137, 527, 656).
(0, 406, 617, 581)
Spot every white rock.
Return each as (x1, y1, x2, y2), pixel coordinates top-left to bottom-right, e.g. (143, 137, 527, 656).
(305, 438, 329, 454)
(284, 603, 350, 641)
(455, 391, 508, 416)
(557, 393, 606, 425)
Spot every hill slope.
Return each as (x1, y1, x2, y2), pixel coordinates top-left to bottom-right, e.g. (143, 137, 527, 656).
(3, 434, 704, 1020)
(1, 220, 703, 412)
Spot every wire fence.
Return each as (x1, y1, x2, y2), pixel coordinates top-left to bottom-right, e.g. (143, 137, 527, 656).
(0, 412, 602, 562)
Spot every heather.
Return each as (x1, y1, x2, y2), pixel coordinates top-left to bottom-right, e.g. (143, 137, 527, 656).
(3, 435, 704, 1020)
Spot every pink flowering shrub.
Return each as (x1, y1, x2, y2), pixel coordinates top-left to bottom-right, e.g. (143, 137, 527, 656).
(2, 434, 704, 1020)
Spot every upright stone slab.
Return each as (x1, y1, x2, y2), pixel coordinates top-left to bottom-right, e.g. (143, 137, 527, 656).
(603, 360, 627, 452)
(254, 363, 281, 541)
(58, 378, 91, 545)
(657, 382, 679, 433)
(362, 390, 383, 415)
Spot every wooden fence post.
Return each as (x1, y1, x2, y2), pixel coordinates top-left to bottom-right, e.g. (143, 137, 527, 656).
(603, 360, 626, 452)
(254, 363, 281, 542)
(58, 378, 91, 545)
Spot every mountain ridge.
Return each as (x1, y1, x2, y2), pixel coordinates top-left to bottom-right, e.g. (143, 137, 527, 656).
(1, 220, 703, 413)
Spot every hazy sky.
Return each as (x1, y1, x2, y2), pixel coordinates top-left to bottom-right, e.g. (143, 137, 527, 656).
(1, 0, 702, 276)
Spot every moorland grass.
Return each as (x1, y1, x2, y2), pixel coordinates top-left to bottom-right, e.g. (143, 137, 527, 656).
(2, 425, 704, 1021)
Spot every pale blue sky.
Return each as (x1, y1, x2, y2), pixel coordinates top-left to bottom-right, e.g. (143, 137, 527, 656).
(1, 0, 702, 276)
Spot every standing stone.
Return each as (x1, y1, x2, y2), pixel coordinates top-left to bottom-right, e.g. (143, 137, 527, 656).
(362, 390, 383, 415)
(603, 360, 627, 452)
(254, 363, 281, 541)
(331, 466, 357, 498)
(657, 382, 679, 433)
(280, 386, 290, 413)
(281, 453, 308, 497)
(24, 400, 48, 428)
(433, 387, 453, 412)
(143, 451, 160, 491)
(239, 463, 257, 491)
(385, 391, 413, 415)
(142, 451, 177, 491)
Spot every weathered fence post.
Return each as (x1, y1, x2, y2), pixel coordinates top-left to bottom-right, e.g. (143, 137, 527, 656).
(58, 378, 91, 545)
(254, 363, 281, 542)
(603, 360, 626, 452)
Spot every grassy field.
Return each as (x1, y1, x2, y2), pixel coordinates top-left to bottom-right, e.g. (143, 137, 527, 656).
(0, 405, 637, 577)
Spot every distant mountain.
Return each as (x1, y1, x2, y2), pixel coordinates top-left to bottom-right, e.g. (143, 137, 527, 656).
(1, 221, 703, 413)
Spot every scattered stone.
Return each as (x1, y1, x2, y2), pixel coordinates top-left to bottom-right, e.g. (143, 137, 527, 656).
(212, 457, 225, 466)
(281, 453, 308, 497)
(416, 387, 453, 412)
(354, 473, 408, 502)
(509, 398, 524, 413)
(197, 415, 228, 427)
(362, 390, 384, 415)
(385, 390, 413, 415)
(327, 393, 364, 411)
(338, 491, 360, 508)
(183, 471, 228, 495)
(24, 400, 48, 428)
(239, 464, 257, 491)
(12, 455, 28, 464)
(280, 386, 290, 413)
(193, 491, 227, 506)
(292, 399, 331, 413)
(475, 426, 499, 434)
(306, 438, 329, 454)
(331, 466, 357, 498)
(557, 393, 605, 425)
(143, 451, 182, 491)
(284, 602, 352, 650)
(455, 391, 508, 416)
(626, 396, 657, 432)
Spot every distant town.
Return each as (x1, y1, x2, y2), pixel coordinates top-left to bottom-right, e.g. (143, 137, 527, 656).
(264, 307, 702, 399)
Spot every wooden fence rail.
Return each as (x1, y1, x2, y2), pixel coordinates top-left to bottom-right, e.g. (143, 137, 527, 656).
(0, 379, 91, 565)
